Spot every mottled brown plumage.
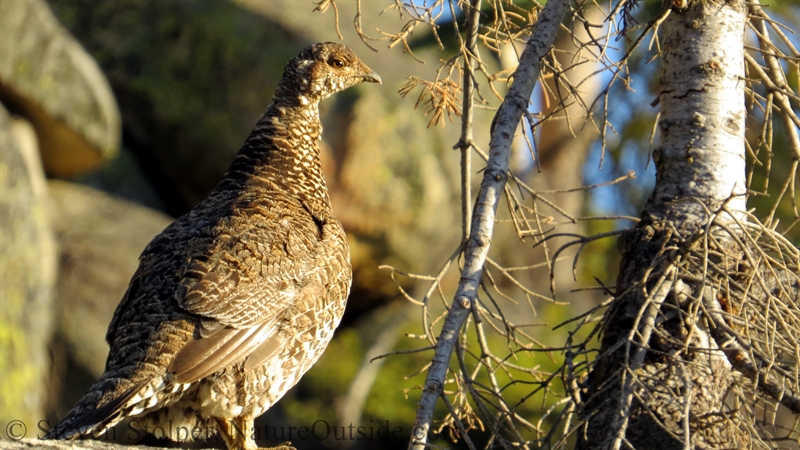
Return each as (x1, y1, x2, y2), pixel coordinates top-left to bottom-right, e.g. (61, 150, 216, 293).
(46, 42, 380, 449)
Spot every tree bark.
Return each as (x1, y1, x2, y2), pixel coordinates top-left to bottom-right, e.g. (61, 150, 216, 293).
(578, 1, 751, 448)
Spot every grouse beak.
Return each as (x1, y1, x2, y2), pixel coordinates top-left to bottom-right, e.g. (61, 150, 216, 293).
(360, 69, 382, 85)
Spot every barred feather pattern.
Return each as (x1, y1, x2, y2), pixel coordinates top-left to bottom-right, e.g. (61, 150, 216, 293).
(45, 42, 380, 449)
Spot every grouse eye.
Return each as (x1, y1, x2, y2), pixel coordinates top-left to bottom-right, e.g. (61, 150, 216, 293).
(329, 58, 345, 68)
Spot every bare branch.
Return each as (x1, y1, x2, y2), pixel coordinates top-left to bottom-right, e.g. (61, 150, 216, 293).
(408, 1, 573, 448)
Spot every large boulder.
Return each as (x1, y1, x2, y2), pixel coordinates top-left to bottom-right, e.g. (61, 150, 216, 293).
(0, 0, 120, 177)
(0, 0, 124, 430)
(47, 0, 306, 213)
(0, 106, 57, 433)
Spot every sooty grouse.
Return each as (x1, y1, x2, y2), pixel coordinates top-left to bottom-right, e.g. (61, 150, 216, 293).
(45, 42, 381, 449)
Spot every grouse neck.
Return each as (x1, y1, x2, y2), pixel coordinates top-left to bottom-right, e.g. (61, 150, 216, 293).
(225, 101, 331, 215)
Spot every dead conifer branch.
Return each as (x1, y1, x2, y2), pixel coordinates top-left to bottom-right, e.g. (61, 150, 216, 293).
(312, 0, 343, 40)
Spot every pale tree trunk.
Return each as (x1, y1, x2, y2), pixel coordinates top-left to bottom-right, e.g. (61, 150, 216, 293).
(579, 1, 751, 448)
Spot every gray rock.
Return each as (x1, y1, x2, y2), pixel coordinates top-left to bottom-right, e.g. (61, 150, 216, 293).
(0, 0, 120, 176)
(47, 0, 305, 212)
(0, 107, 57, 436)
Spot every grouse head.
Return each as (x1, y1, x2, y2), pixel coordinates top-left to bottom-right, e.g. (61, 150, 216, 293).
(276, 42, 381, 105)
